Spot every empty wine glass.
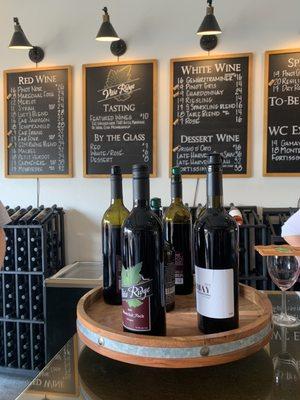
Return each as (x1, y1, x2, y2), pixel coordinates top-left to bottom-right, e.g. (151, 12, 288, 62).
(267, 256, 300, 327)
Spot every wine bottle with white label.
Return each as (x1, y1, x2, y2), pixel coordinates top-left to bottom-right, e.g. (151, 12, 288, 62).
(194, 154, 239, 334)
(122, 165, 166, 335)
(163, 167, 193, 295)
(102, 166, 129, 305)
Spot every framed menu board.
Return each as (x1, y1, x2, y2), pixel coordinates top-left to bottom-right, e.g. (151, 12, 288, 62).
(4, 66, 72, 178)
(83, 60, 157, 177)
(264, 49, 300, 176)
(170, 53, 252, 177)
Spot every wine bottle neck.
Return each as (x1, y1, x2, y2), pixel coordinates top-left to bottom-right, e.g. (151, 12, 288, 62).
(207, 167, 224, 209)
(171, 181, 182, 201)
(133, 177, 150, 207)
(111, 176, 123, 203)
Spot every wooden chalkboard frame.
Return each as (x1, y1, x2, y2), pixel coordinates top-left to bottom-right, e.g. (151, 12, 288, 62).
(169, 53, 253, 178)
(3, 65, 73, 178)
(82, 59, 158, 178)
(263, 48, 300, 177)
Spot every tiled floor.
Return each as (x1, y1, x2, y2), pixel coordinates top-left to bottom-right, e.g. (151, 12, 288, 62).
(0, 373, 30, 400)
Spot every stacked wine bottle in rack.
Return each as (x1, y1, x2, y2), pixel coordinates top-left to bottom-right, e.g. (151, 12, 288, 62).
(0, 205, 65, 371)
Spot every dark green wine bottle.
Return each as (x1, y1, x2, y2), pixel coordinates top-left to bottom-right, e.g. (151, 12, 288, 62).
(163, 167, 193, 295)
(102, 166, 129, 305)
(151, 197, 175, 312)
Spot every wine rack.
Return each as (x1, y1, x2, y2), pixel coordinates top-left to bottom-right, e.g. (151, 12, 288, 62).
(0, 206, 65, 372)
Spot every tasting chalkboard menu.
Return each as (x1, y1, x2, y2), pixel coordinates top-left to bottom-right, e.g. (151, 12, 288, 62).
(83, 60, 157, 177)
(170, 54, 252, 177)
(4, 66, 72, 178)
(264, 49, 300, 176)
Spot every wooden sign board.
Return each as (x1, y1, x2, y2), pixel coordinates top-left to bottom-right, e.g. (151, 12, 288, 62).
(170, 53, 253, 177)
(264, 49, 300, 176)
(4, 66, 72, 178)
(83, 60, 157, 177)
(255, 245, 300, 257)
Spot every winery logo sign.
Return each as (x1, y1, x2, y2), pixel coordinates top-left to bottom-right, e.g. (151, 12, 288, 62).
(98, 66, 141, 103)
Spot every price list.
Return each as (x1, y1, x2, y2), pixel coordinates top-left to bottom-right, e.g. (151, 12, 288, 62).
(84, 60, 157, 176)
(4, 67, 72, 177)
(170, 54, 252, 176)
(264, 49, 300, 176)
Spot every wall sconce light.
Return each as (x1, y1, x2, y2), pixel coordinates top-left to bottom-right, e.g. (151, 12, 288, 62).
(196, 0, 222, 51)
(95, 7, 127, 57)
(9, 17, 45, 63)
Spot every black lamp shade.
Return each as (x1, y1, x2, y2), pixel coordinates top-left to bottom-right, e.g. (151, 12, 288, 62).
(197, 8, 222, 35)
(9, 18, 33, 49)
(96, 9, 120, 42)
(96, 21, 119, 41)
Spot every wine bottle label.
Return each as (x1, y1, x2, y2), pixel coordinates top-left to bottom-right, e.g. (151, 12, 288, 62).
(174, 252, 184, 285)
(121, 263, 153, 332)
(164, 262, 175, 306)
(195, 266, 234, 319)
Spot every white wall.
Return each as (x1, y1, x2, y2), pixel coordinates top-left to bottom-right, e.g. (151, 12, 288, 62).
(0, 0, 299, 263)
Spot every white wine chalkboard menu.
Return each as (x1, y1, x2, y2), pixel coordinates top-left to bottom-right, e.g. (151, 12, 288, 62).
(4, 66, 72, 178)
(83, 60, 157, 177)
(264, 49, 300, 176)
(170, 54, 252, 177)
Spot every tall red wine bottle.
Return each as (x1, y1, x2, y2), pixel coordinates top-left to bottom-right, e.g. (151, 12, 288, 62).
(163, 167, 193, 295)
(102, 166, 129, 305)
(122, 164, 166, 335)
(194, 154, 239, 334)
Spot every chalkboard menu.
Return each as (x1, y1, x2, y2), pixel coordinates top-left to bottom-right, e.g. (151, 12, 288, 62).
(4, 66, 72, 178)
(83, 60, 157, 177)
(170, 54, 252, 177)
(264, 49, 300, 176)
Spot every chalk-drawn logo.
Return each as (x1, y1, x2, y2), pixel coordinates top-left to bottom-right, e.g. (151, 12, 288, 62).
(98, 66, 141, 103)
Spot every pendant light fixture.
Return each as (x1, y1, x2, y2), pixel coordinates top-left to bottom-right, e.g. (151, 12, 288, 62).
(95, 7, 127, 57)
(196, 0, 222, 51)
(9, 17, 45, 63)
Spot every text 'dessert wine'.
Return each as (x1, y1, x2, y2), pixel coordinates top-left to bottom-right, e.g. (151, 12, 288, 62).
(121, 164, 166, 336)
(163, 167, 193, 295)
(194, 154, 239, 334)
(102, 166, 129, 305)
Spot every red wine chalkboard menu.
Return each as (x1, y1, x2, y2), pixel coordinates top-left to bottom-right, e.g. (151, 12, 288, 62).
(4, 66, 72, 178)
(264, 49, 300, 176)
(83, 60, 157, 177)
(170, 54, 252, 177)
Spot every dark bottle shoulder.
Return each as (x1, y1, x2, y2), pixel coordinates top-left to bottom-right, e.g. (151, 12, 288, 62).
(194, 209, 238, 230)
(122, 207, 162, 232)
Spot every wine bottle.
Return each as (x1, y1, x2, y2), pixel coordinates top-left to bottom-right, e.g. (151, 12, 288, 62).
(228, 203, 243, 226)
(7, 206, 20, 217)
(9, 206, 32, 224)
(121, 164, 166, 335)
(102, 166, 129, 305)
(19, 206, 44, 225)
(150, 198, 163, 219)
(151, 198, 175, 312)
(194, 153, 239, 334)
(32, 205, 57, 225)
(163, 167, 193, 295)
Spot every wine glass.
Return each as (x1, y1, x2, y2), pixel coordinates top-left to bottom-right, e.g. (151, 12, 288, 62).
(267, 256, 300, 327)
(271, 326, 300, 399)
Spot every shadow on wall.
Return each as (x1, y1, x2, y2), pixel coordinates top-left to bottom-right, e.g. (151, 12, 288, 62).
(64, 209, 101, 264)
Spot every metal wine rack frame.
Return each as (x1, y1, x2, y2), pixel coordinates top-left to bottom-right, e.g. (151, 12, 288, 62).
(0, 207, 65, 373)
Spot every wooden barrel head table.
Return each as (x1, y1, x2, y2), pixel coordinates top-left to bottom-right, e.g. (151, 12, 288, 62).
(77, 284, 272, 368)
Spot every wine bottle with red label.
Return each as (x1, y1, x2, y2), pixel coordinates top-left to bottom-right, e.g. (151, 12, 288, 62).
(121, 164, 166, 335)
(194, 154, 239, 334)
(102, 166, 129, 305)
(163, 167, 193, 295)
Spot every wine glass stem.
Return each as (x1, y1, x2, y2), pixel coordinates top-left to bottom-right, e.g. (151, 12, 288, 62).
(282, 290, 287, 318)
